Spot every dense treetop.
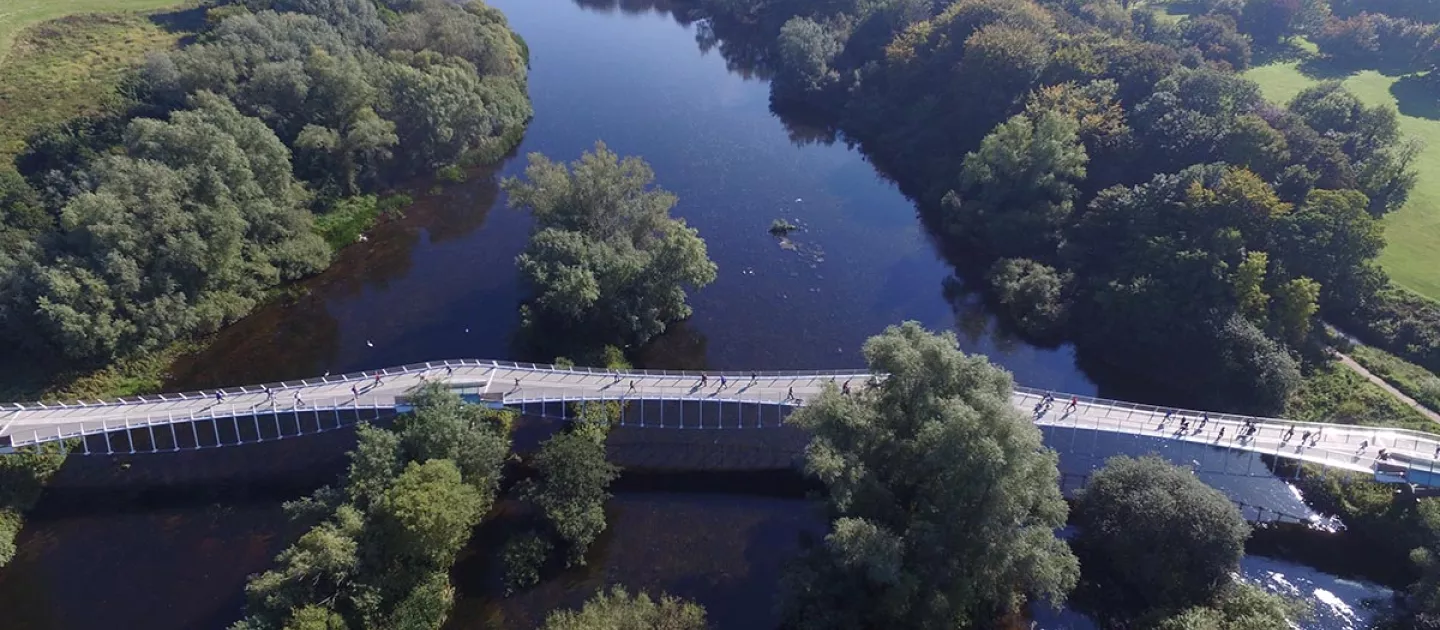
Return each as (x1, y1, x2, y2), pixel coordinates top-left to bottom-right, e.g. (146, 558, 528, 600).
(779, 321, 1078, 628)
(234, 384, 513, 630)
(0, 0, 532, 367)
(504, 142, 717, 348)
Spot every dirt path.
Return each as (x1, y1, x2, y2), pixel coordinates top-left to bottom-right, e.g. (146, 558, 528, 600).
(1334, 351, 1440, 425)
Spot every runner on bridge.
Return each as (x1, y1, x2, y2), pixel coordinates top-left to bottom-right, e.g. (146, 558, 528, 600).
(628, 380, 637, 393)
(1067, 396, 1078, 413)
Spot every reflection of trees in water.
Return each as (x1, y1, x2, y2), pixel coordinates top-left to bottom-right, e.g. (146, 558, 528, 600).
(570, 0, 685, 18)
(166, 166, 512, 389)
(166, 294, 343, 390)
(636, 320, 710, 370)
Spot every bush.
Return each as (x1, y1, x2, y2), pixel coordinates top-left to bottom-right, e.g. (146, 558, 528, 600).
(435, 164, 466, 183)
(1073, 455, 1250, 624)
(503, 531, 553, 594)
(314, 195, 381, 251)
(987, 258, 1071, 339)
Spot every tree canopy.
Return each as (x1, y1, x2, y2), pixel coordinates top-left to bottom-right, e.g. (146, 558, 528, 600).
(1, 0, 531, 367)
(1072, 455, 1251, 625)
(235, 384, 512, 630)
(504, 142, 717, 347)
(540, 586, 709, 630)
(778, 321, 1078, 629)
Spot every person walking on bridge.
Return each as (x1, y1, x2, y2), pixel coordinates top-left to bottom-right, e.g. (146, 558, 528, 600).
(700, 374, 708, 387)
(628, 380, 637, 394)
(787, 387, 794, 401)
(374, 374, 383, 387)
(351, 385, 359, 398)
(1067, 396, 1078, 413)
(215, 391, 225, 404)
(720, 375, 728, 390)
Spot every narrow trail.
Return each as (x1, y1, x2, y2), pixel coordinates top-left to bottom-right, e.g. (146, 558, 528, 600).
(1334, 351, 1440, 425)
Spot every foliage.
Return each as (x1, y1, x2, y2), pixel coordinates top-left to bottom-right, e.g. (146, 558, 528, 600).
(779, 322, 1078, 628)
(1348, 343, 1440, 413)
(235, 386, 513, 630)
(1287, 359, 1438, 433)
(10, 93, 330, 364)
(503, 531, 553, 594)
(1072, 455, 1251, 624)
(1154, 582, 1308, 630)
(0, 443, 68, 566)
(769, 218, 798, 234)
(0, 12, 184, 166)
(987, 257, 1071, 339)
(314, 195, 382, 251)
(540, 585, 709, 630)
(942, 110, 1088, 259)
(688, 0, 1419, 417)
(0, 0, 532, 371)
(504, 142, 717, 346)
(520, 428, 620, 566)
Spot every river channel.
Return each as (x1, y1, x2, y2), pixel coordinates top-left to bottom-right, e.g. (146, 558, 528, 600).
(0, 0, 1396, 627)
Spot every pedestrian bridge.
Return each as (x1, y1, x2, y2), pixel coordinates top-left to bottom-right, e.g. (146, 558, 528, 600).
(3, 359, 1438, 487)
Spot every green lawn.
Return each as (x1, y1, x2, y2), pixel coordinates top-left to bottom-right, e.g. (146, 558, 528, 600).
(1244, 60, 1440, 301)
(0, 0, 185, 64)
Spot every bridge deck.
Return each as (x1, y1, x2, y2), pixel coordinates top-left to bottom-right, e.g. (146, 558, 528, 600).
(2, 360, 1436, 483)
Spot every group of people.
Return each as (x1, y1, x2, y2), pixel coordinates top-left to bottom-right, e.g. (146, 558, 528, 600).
(1031, 393, 1079, 418)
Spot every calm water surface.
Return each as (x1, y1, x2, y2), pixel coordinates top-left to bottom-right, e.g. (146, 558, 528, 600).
(0, 0, 1393, 628)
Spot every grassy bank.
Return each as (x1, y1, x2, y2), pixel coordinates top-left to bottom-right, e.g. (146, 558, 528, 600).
(0, 9, 189, 167)
(0, 0, 186, 64)
(1286, 360, 1438, 434)
(1348, 344, 1440, 415)
(1243, 59, 1440, 301)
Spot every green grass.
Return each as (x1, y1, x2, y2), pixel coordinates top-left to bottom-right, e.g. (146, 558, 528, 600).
(0, 11, 186, 166)
(1286, 360, 1438, 434)
(0, 0, 187, 65)
(1348, 344, 1440, 414)
(1244, 59, 1440, 301)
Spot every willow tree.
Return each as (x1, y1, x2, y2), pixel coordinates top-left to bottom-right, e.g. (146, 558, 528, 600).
(779, 321, 1078, 629)
(504, 142, 717, 346)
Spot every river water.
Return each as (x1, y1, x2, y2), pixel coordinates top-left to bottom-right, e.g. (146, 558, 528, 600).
(0, 0, 1395, 627)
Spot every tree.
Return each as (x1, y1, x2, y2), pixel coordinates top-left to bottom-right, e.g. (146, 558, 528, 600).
(987, 258, 1071, 339)
(1155, 582, 1305, 629)
(1273, 276, 1321, 345)
(241, 506, 364, 626)
(541, 586, 708, 630)
(1239, 0, 1304, 44)
(282, 606, 349, 630)
(520, 429, 620, 566)
(20, 93, 328, 362)
(1072, 456, 1250, 624)
(775, 17, 844, 99)
(778, 322, 1078, 629)
(1274, 188, 1384, 306)
(942, 110, 1087, 260)
(373, 459, 485, 572)
(504, 142, 717, 346)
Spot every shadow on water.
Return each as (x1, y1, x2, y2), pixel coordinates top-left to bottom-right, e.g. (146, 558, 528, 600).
(0, 429, 360, 630)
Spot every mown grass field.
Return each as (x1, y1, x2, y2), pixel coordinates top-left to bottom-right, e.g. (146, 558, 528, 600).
(0, 5, 189, 166)
(1244, 59, 1440, 302)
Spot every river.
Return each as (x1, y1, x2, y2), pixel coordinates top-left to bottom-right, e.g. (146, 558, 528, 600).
(0, 0, 1396, 627)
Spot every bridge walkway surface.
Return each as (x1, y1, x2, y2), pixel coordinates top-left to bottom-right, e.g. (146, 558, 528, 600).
(2, 359, 1438, 486)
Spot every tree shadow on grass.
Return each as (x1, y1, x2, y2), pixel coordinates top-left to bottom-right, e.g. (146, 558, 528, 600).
(1296, 56, 1365, 81)
(1252, 40, 1316, 67)
(1391, 74, 1440, 121)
